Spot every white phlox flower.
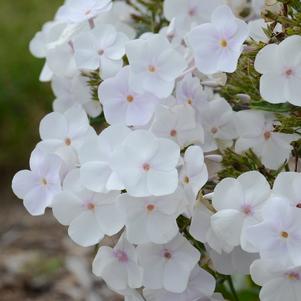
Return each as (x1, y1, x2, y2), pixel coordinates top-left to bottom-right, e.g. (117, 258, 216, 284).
(235, 110, 296, 170)
(199, 97, 238, 152)
(52, 169, 123, 247)
(164, 0, 225, 27)
(143, 265, 216, 301)
(56, 0, 112, 24)
(52, 74, 102, 118)
(38, 105, 96, 168)
(186, 5, 249, 74)
(118, 189, 184, 244)
(211, 171, 271, 252)
(246, 197, 301, 266)
(78, 124, 131, 192)
(12, 148, 62, 216)
(98, 66, 161, 126)
(137, 234, 200, 293)
(255, 35, 301, 106)
(251, 259, 301, 301)
(111, 130, 180, 197)
(92, 233, 143, 291)
(175, 73, 208, 112)
(73, 24, 128, 79)
(125, 34, 187, 98)
(151, 104, 204, 149)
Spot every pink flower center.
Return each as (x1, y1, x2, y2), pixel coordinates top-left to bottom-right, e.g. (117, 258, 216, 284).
(163, 249, 172, 260)
(167, 33, 175, 41)
(65, 138, 72, 146)
(170, 129, 177, 137)
(211, 127, 218, 134)
(86, 202, 96, 210)
(85, 9, 92, 16)
(241, 204, 253, 216)
(296, 203, 301, 208)
(188, 7, 197, 16)
(98, 49, 104, 56)
(264, 131, 271, 140)
(113, 250, 129, 263)
(146, 204, 155, 212)
(284, 68, 294, 78)
(143, 163, 151, 172)
(288, 272, 300, 280)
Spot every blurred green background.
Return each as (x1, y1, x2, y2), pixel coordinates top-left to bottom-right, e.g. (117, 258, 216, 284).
(0, 0, 62, 173)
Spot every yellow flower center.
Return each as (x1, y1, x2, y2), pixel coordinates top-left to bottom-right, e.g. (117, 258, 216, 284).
(281, 231, 289, 239)
(220, 39, 228, 48)
(127, 95, 134, 103)
(184, 176, 190, 184)
(148, 65, 156, 73)
(41, 178, 48, 186)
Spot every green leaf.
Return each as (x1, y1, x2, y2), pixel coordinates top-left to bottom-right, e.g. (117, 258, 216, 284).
(250, 101, 294, 112)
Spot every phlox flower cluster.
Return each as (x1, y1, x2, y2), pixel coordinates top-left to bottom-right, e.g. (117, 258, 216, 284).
(12, 0, 301, 300)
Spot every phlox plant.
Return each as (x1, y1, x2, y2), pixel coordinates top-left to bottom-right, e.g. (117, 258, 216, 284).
(12, 0, 301, 300)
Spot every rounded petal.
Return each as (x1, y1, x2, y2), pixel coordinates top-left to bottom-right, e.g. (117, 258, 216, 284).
(260, 73, 287, 104)
(147, 169, 178, 196)
(73, 32, 99, 70)
(260, 278, 296, 301)
(184, 145, 205, 176)
(68, 211, 104, 247)
(254, 44, 279, 74)
(64, 105, 90, 139)
(101, 57, 123, 79)
(211, 209, 245, 247)
(52, 191, 83, 225)
(12, 170, 37, 199)
(80, 162, 112, 192)
(95, 203, 124, 236)
(278, 35, 301, 67)
(123, 130, 159, 162)
(211, 5, 237, 37)
(143, 73, 175, 98)
(212, 178, 244, 211)
(190, 204, 211, 243)
(39, 112, 68, 140)
(157, 48, 187, 81)
(23, 186, 50, 216)
(164, 260, 191, 293)
(250, 259, 277, 286)
(46, 43, 77, 77)
(287, 75, 301, 106)
(237, 171, 271, 206)
(147, 213, 179, 244)
(151, 139, 180, 171)
(273, 172, 301, 206)
(163, 0, 185, 21)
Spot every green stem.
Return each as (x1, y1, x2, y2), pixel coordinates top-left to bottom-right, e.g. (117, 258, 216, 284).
(226, 276, 239, 301)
